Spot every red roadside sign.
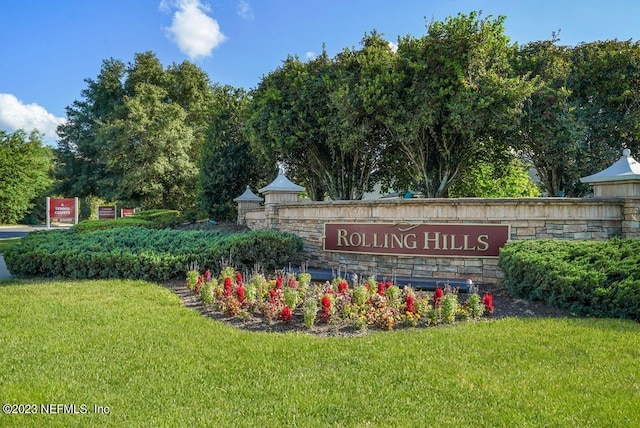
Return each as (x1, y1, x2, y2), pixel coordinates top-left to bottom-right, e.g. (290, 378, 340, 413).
(49, 198, 76, 220)
(120, 208, 135, 218)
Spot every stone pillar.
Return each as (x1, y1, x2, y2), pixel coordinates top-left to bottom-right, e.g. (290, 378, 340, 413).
(622, 198, 640, 239)
(258, 170, 306, 231)
(233, 186, 263, 225)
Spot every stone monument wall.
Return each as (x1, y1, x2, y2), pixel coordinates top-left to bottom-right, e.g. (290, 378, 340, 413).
(241, 197, 634, 283)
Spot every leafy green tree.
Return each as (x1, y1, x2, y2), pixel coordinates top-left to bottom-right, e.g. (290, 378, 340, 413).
(382, 12, 534, 197)
(449, 156, 540, 197)
(570, 40, 640, 179)
(248, 52, 333, 200)
(99, 83, 197, 210)
(327, 31, 397, 199)
(56, 57, 126, 197)
(0, 130, 53, 223)
(510, 39, 583, 196)
(200, 86, 270, 220)
(56, 52, 215, 209)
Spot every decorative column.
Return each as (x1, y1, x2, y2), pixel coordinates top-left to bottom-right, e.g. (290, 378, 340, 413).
(581, 149, 640, 238)
(258, 170, 306, 230)
(233, 186, 263, 225)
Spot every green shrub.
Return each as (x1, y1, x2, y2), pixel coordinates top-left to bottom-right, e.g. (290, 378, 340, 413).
(73, 218, 154, 233)
(499, 238, 640, 321)
(4, 227, 303, 282)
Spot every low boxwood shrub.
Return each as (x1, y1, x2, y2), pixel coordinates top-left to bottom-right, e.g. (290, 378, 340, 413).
(499, 238, 640, 321)
(4, 227, 303, 282)
(73, 209, 185, 233)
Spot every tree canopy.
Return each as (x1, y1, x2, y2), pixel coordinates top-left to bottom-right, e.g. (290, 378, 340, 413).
(0, 130, 53, 223)
(55, 52, 214, 209)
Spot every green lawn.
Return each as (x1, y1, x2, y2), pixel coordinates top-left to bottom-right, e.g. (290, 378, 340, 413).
(0, 279, 638, 427)
(0, 238, 20, 254)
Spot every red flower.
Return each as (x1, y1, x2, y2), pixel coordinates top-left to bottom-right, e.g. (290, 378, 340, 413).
(275, 276, 283, 289)
(338, 280, 348, 293)
(235, 271, 244, 284)
(288, 277, 297, 288)
(280, 305, 292, 323)
(434, 288, 444, 306)
(237, 283, 245, 303)
(482, 293, 494, 313)
(269, 288, 278, 302)
(321, 295, 332, 309)
(203, 269, 212, 282)
(377, 282, 385, 296)
(224, 277, 233, 297)
(320, 294, 332, 323)
(405, 295, 415, 314)
(194, 275, 203, 294)
(385, 280, 393, 289)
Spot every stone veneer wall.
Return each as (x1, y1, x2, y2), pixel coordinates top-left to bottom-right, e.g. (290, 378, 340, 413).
(242, 197, 634, 284)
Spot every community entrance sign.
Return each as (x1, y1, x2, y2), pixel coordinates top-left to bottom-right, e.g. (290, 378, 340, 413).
(324, 223, 510, 257)
(46, 197, 79, 228)
(98, 205, 117, 220)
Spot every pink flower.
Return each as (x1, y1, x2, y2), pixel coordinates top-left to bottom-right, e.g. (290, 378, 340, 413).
(236, 271, 244, 284)
(288, 277, 297, 288)
(194, 275, 203, 294)
(204, 269, 212, 282)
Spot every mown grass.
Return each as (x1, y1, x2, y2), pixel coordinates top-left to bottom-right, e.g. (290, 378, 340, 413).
(0, 279, 638, 427)
(0, 238, 20, 254)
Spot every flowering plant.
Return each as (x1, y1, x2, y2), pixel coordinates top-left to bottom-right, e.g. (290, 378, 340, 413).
(186, 267, 495, 332)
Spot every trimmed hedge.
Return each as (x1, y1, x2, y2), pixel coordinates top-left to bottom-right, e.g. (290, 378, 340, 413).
(4, 227, 303, 282)
(73, 209, 184, 233)
(498, 238, 640, 321)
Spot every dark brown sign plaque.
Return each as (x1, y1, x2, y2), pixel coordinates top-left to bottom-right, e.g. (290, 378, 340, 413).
(324, 223, 510, 258)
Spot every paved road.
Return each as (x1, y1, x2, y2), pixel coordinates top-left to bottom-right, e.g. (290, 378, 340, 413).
(0, 225, 42, 280)
(0, 254, 12, 280)
(0, 231, 29, 239)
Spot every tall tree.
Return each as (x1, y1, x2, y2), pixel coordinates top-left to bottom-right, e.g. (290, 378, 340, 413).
(100, 83, 197, 209)
(248, 52, 333, 200)
(55, 58, 126, 197)
(248, 34, 397, 200)
(327, 31, 396, 199)
(0, 130, 53, 223)
(383, 12, 534, 197)
(571, 40, 640, 178)
(510, 39, 583, 196)
(200, 86, 270, 220)
(55, 52, 214, 209)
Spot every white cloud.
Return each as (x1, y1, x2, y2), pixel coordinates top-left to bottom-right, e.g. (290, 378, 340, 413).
(0, 93, 65, 142)
(305, 51, 317, 60)
(162, 0, 226, 60)
(237, 0, 254, 20)
(388, 41, 398, 53)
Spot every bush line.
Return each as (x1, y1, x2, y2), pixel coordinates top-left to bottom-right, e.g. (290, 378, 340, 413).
(498, 238, 640, 321)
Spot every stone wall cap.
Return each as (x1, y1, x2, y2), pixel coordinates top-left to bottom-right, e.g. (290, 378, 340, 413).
(234, 186, 264, 202)
(581, 149, 640, 183)
(259, 172, 305, 193)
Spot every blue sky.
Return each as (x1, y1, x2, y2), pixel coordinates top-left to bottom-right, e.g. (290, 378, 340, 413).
(1, 0, 639, 145)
